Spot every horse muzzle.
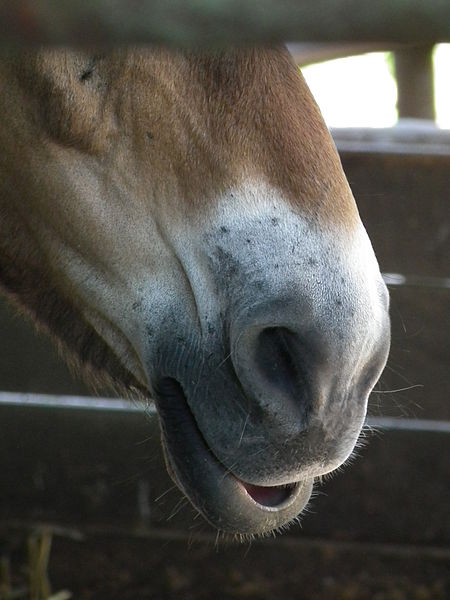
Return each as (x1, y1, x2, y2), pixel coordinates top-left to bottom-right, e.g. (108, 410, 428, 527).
(142, 203, 391, 535)
(150, 286, 390, 535)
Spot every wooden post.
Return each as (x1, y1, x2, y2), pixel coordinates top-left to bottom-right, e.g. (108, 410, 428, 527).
(0, 0, 448, 47)
(394, 45, 436, 120)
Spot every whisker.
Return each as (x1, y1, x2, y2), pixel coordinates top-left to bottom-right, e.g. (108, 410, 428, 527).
(238, 412, 250, 447)
(216, 351, 233, 370)
(167, 497, 188, 521)
(154, 485, 178, 503)
(383, 363, 416, 386)
(372, 384, 424, 394)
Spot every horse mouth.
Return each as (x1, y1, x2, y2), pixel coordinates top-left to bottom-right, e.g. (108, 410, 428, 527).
(240, 481, 298, 509)
(154, 378, 313, 535)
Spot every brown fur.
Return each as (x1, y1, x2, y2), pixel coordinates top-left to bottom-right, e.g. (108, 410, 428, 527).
(0, 47, 356, 394)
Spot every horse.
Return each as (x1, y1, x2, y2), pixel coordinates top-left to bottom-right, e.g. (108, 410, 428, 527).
(0, 46, 390, 536)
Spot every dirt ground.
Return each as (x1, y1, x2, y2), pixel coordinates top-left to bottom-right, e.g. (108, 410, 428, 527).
(2, 526, 449, 600)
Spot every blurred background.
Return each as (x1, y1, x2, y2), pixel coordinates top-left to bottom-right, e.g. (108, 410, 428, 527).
(302, 44, 450, 128)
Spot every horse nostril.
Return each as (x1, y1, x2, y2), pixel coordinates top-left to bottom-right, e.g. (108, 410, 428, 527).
(254, 327, 309, 414)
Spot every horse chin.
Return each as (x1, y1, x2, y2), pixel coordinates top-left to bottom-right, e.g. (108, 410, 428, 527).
(155, 378, 313, 536)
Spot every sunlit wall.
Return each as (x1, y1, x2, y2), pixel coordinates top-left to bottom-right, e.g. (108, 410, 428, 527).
(302, 44, 450, 129)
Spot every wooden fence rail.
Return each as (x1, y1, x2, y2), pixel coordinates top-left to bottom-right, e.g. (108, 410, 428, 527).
(0, 0, 449, 47)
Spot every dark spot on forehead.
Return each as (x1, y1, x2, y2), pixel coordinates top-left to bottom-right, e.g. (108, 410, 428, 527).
(79, 55, 103, 82)
(80, 68, 94, 82)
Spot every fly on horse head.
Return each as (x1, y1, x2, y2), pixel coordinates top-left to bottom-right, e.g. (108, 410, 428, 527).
(0, 46, 390, 536)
